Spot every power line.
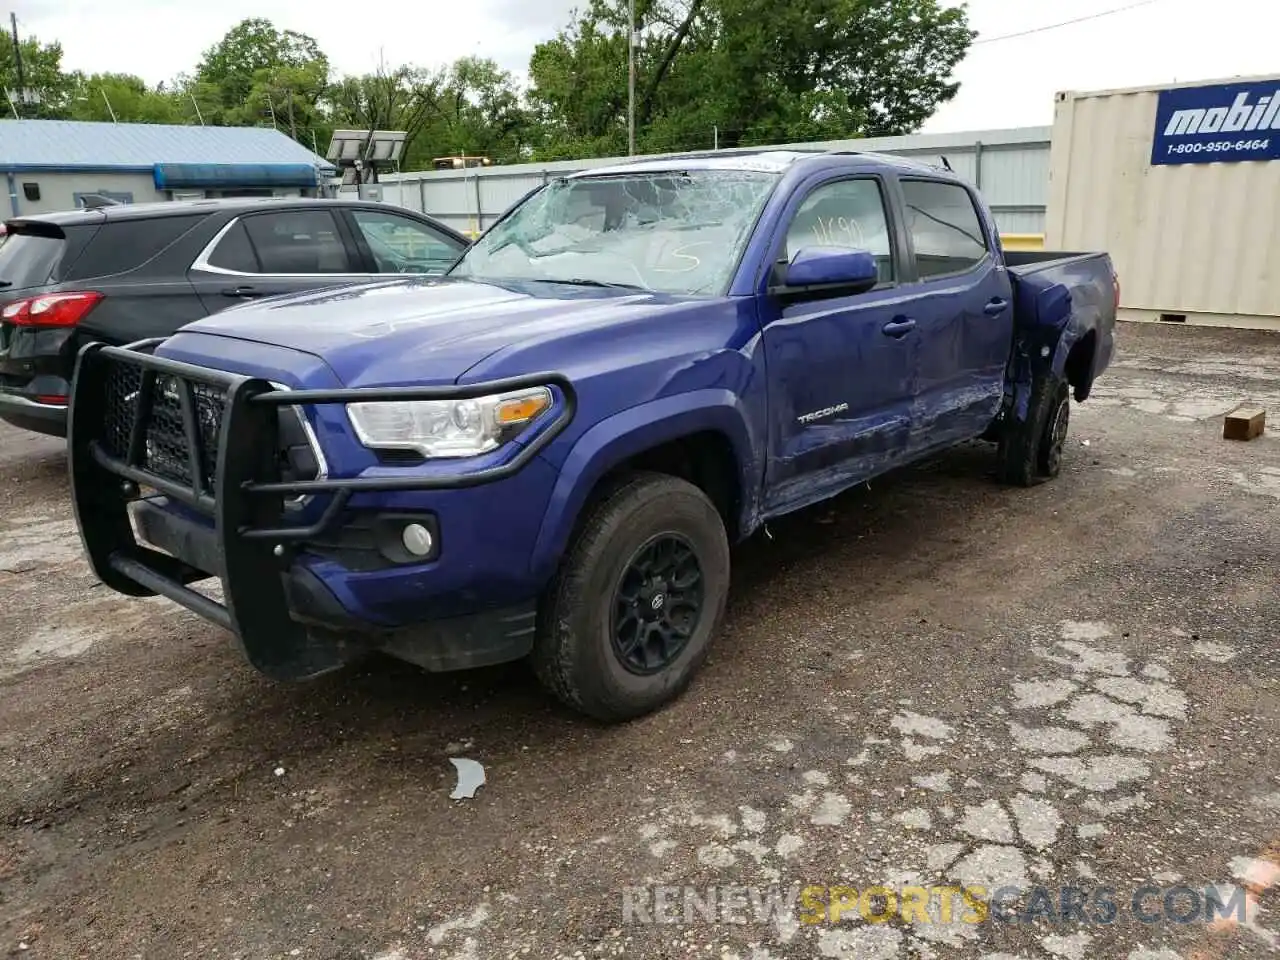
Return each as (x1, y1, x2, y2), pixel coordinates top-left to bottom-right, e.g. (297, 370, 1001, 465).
(972, 0, 1166, 45)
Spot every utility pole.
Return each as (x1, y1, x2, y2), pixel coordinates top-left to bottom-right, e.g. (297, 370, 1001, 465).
(189, 90, 204, 125)
(627, 0, 636, 155)
(9, 12, 25, 118)
(100, 87, 117, 123)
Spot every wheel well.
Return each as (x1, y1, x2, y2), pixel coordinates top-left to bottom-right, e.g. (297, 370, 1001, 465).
(599, 431, 742, 540)
(1064, 330, 1097, 402)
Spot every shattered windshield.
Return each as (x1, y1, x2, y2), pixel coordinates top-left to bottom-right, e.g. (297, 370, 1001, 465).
(448, 169, 779, 296)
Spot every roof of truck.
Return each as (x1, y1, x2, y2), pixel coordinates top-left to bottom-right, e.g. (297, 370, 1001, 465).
(574, 149, 950, 179)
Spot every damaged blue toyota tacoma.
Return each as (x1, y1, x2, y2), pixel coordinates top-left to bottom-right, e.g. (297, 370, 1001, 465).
(67, 150, 1118, 722)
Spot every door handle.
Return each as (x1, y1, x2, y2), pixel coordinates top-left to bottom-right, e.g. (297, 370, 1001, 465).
(881, 318, 916, 338)
(984, 298, 1009, 316)
(222, 286, 260, 298)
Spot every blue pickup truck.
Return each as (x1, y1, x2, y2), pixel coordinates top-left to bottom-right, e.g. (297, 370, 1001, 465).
(68, 149, 1117, 721)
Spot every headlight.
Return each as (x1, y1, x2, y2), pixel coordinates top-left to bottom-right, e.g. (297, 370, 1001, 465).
(346, 386, 553, 459)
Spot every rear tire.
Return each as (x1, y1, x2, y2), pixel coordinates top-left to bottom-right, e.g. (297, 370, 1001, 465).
(997, 376, 1070, 487)
(532, 471, 730, 722)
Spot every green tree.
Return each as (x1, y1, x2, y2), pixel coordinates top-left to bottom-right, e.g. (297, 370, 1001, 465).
(527, 0, 975, 159)
(326, 63, 448, 165)
(188, 18, 330, 145)
(327, 56, 531, 171)
(64, 73, 184, 124)
(417, 57, 531, 165)
(0, 33, 76, 118)
(526, 8, 631, 159)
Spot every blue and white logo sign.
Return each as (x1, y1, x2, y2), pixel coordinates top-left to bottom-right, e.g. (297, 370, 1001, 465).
(1151, 79, 1280, 165)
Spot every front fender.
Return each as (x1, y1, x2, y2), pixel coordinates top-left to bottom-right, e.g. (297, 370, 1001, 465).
(528, 389, 763, 582)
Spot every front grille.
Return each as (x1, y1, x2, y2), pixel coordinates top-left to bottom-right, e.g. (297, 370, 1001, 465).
(102, 363, 226, 492)
(99, 362, 319, 497)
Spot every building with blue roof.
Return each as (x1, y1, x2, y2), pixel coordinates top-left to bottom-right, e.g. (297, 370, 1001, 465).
(0, 119, 337, 217)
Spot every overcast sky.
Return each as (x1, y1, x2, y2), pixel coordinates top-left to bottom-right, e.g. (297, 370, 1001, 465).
(12, 0, 1280, 133)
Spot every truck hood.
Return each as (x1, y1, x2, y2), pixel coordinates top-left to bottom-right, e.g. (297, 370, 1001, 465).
(179, 276, 683, 387)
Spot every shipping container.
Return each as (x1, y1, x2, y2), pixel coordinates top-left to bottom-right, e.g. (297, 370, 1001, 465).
(1045, 74, 1280, 329)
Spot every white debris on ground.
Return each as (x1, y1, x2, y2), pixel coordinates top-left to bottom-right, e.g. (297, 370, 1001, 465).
(449, 757, 487, 800)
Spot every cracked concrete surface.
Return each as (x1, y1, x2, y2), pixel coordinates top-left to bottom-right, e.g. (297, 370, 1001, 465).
(1, 322, 1278, 959)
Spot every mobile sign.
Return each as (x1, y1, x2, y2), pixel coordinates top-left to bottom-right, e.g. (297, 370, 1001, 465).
(1151, 79, 1280, 165)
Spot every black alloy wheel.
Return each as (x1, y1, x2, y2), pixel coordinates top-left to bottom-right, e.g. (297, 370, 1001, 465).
(610, 533, 705, 675)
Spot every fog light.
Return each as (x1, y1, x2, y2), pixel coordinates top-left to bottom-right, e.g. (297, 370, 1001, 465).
(402, 522, 434, 557)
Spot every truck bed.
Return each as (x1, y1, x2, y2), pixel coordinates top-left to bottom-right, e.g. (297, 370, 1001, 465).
(1002, 249, 1100, 270)
(1003, 249, 1116, 335)
(1002, 248, 1118, 401)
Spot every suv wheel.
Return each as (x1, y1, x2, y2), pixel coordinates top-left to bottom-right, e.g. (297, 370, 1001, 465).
(532, 471, 730, 722)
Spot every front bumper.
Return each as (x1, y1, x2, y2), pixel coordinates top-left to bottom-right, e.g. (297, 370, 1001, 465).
(69, 338, 576, 680)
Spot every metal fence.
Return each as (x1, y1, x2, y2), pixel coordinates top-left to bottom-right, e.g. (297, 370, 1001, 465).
(337, 125, 1051, 242)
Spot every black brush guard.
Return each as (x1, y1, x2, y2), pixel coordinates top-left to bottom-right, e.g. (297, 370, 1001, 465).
(68, 339, 576, 680)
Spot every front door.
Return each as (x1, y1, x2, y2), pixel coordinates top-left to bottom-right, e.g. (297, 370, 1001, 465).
(897, 177, 1015, 453)
(759, 175, 919, 515)
(188, 208, 368, 314)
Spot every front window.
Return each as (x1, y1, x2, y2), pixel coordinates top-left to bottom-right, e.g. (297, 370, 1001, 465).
(349, 209, 464, 274)
(448, 169, 779, 296)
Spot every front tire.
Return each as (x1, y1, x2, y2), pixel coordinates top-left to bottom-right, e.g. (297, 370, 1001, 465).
(997, 377, 1071, 487)
(532, 471, 731, 722)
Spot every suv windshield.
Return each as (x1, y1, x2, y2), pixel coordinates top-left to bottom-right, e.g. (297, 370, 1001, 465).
(448, 169, 779, 296)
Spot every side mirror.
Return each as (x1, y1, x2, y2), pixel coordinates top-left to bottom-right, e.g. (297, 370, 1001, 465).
(778, 246, 880, 297)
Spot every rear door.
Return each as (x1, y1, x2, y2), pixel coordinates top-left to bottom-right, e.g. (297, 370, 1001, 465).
(187, 207, 368, 311)
(895, 177, 1013, 453)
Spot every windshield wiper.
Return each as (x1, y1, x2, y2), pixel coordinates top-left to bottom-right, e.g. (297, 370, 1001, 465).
(531, 277, 646, 291)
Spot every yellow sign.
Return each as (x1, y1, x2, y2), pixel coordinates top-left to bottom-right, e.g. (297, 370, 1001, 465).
(798, 884, 989, 925)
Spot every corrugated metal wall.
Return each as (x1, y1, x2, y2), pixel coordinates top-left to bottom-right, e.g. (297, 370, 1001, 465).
(1045, 77, 1280, 322)
(341, 126, 1051, 240)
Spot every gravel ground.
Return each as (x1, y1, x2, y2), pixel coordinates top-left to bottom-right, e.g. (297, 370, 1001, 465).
(0, 321, 1278, 960)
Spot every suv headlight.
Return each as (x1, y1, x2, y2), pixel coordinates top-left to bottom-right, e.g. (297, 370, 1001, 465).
(346, 386, 553, 459)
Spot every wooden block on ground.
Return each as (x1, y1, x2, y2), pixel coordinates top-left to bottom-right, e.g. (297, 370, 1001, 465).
(1224, 405, 1266, 441)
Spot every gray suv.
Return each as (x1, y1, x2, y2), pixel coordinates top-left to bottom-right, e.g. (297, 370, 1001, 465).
(0, 197, 468, 436)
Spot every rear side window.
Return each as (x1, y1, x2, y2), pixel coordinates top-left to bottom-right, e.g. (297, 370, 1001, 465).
(0, 231, 66, 290)
(207, 221, 261, 273)
(243, 210, 353, 274)
(65, 215, 205, 280)
(899, 180, 989, 278)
